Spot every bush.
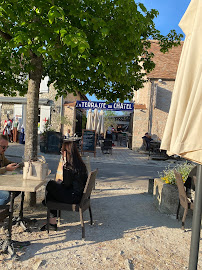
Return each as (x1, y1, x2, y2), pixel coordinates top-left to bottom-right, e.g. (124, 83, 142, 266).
(158, 162, 195, 185)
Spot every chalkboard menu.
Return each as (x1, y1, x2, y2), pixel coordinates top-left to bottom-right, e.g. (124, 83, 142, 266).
(81, 129, 96, 157)
(46, 131, 62, 154)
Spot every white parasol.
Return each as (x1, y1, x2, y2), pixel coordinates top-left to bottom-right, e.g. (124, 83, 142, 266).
(93, 108, 99, 132)
(161, 0, 202, 164)
(160, 0, 202, 268)
(96, 110, 104, 134)
(86, 109, 93, 130)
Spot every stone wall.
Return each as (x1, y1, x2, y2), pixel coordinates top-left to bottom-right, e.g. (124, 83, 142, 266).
(132, 83, 150, 150)
(63, 105, 76, 136)
(132, 79, 175, 150)
(153, 178, 179, 214)
(132, 108, 149, 150)
(40, 87, 83, 135)
(149, 80, 175, 140)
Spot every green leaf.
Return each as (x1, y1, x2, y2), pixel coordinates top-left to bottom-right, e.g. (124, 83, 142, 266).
(35, 8, 40, 14)
(60, 29, 67, 37)
(138, 3, 147, 13)
(37, 46, 46, 54)
(78, 46, 85, 53)
(48, 5, 65, 24)
(0, 7, 6, 16)
(101, 28, 109, 35)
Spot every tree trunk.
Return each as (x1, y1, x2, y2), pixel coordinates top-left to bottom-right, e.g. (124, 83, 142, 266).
(24, 54, 43, 206)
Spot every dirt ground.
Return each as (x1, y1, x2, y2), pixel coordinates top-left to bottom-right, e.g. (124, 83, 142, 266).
(0, 179, 201, 270)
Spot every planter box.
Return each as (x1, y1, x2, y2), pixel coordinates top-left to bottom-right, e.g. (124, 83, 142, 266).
(153, 178, 179, 215)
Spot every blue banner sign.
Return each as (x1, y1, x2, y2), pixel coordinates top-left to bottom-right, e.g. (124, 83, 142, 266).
(76, 101, 134, 111)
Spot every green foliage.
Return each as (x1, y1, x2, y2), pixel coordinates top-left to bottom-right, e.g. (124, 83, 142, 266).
(104, 111, 117, 132)
(56, 115, 71, 126)
(0, 0, 183, 101)
(43, 119, 55, 133)
(158, 162, 195, 185)
(40, 119, 55, 142)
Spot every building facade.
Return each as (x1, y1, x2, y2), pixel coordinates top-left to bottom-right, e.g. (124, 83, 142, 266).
(0, 77, 87, 137)
(132, 40, 183, 150)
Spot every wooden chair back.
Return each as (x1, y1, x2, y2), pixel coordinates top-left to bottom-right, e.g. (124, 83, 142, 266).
(46, 169, 98, 238)
(174, 171, 189, 209)
(80, 169, 98, 209)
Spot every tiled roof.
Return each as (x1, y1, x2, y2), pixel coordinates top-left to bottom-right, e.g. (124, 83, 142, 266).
(147, 40, 183, 80)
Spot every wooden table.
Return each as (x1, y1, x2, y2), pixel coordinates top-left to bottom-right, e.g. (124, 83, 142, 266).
(0, 174, 46, 258)
(0, 174, 46, 192)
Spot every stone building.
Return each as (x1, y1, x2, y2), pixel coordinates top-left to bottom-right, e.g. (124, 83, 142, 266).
(132, 40, 183, 150)
(0, 77, 87, 137)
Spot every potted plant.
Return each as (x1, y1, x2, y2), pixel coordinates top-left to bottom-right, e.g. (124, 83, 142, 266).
(153, 162, 195, 214)
(158, 162, 194, 185)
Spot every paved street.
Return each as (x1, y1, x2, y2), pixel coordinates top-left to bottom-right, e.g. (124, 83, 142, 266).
(6, 143, 181, 190)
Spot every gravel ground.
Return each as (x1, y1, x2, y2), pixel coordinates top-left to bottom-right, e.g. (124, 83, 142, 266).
(0, 144, 200, 269)
(0, 179, 201, 270)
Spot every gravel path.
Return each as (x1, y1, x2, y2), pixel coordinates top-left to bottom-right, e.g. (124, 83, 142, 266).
(0, 180, 201, 270)
(0, 144, 201, 269)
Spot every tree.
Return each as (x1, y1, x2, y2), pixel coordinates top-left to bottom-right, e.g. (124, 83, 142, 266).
(103, 111, 118, 134)
(0, 1, 182, 203)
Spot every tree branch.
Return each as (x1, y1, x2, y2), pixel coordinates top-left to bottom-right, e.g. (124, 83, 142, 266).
(0, 29, 12, 41)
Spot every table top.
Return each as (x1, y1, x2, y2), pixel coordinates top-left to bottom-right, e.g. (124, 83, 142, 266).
(0, 174, 47, 192)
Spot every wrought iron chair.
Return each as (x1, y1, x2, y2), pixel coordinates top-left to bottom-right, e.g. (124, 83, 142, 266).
(46, 169, 98, 238)
(174, 171, 194, 230)
(101, 139, 112, 154)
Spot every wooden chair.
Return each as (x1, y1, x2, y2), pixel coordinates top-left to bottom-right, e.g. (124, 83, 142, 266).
(174, 171, 194, 230)
(46, 169, 98, 238)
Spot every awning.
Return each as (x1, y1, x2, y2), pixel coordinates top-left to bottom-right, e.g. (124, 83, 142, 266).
(0, 96, 49, 105)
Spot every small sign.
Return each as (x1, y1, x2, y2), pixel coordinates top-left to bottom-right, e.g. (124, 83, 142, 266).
(81, 129, 96, 157)
(76, 101, 134, 111)
(4, 109, 13, 115)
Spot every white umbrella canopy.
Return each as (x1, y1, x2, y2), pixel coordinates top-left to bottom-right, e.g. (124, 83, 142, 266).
(99, 110, 105, 134)
(160, 0, 202, 164)
(86, 109, 93, 130)
(96, 110, 103, 134)
(160, 0, 202, 268)
(93, 108, 99, 132)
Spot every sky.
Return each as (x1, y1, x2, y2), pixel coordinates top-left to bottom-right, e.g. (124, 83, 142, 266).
(86, 0, 191, 103)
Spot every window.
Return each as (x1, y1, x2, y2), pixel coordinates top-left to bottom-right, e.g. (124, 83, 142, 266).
(39, 76, 49, 93)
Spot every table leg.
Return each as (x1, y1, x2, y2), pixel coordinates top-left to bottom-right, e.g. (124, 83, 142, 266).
(19, 191, 24, 220)
(0, 192, 15, 257)
(13, 192, 37, 231)
(0, 192, 31, 258)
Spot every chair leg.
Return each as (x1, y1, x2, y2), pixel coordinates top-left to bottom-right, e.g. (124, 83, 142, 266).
(176, 200, 180, 220)
(79, 208, 85, 239)
(57, 210, 61, 226)
(89, 206, 93, 225)
(181, 208, 188, 230)
(47, 209, 50, 234)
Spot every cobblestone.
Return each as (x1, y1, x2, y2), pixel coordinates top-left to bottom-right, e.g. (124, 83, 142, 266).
(6, 143, 182, 169)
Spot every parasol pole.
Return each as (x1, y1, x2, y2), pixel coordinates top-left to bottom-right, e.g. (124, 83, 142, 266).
(189, 164, 202, 270)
